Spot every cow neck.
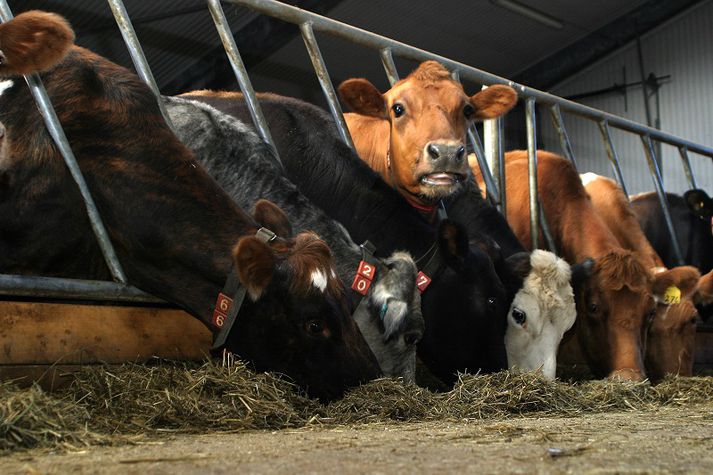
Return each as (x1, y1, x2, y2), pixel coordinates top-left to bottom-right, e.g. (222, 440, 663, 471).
(210, 227, 277, 349)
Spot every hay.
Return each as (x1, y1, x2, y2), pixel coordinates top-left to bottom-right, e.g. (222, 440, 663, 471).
(2, 359, 713, 455)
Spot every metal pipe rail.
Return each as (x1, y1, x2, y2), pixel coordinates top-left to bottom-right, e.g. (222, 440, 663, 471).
(220, 0, 708, 263)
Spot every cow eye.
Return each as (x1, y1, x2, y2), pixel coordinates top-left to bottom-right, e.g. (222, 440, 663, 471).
(511, 308, 527, 325)
(588, 303, 598, 314)
(486, 297, 497, 310)
(392, 103, 405, 118)
(464, 104, 475, 118)
(305, 319, 326, 337)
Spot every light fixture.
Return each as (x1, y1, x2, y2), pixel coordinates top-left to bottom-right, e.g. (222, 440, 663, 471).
(491, 0, 565, 30)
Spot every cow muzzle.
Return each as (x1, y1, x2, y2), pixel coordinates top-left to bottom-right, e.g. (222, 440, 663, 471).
(419, 141, 468, 188)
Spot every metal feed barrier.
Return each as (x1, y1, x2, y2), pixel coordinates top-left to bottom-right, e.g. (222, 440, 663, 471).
(1, 0, 712, 305)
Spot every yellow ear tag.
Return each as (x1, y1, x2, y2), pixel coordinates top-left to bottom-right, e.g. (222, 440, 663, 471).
(663, 286, 681, 305)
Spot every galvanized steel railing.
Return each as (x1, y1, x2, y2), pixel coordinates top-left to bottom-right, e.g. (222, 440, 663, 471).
(2, 0, 711, 304)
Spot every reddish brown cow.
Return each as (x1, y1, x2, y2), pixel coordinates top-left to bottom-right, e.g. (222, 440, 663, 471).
(480, 151, 697, 381)
(582, 174, 701, 381)
(338, 61, 517, 214)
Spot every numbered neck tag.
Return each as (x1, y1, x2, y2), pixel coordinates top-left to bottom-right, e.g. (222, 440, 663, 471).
(663, 285, 682, 305)
(416, 271, 432, 293)
(212, 292, 233, 328)
(351, 260, 376, 295)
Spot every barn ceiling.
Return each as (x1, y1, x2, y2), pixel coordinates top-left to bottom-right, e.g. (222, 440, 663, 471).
(6, 0, 704, 102)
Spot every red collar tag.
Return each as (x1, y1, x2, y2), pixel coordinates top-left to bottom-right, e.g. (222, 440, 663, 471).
(351, 260, 377, 295)
(416, 271, 432, 293)
(212, 292, 233, 328)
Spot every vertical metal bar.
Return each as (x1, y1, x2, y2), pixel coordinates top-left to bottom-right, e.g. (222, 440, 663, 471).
(207, 0, 280, 161)
(468, 126, 500, 206)
(641, 135, 685, 265)
(106, 0, 175, 131)
(677, 146, 698, 190)
(299, 21, 355, 150)
(484, 111, 505, 213)
(525, 98, 540, 250)
(379, 48, 400, 86)
(548, 104, 578, 170)
(0, 2, 127, 284)
(597, 120, 630, 198)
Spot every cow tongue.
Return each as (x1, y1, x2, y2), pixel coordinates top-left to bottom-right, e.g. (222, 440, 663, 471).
(422, 173, 455, 186)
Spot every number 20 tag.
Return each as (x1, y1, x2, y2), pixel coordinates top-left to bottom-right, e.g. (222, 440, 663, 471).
(351, 260, 376, 295)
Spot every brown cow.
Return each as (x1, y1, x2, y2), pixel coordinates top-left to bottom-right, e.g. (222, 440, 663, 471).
(338, 61, 517, 215)
(478, 151, 696, 381)
(581, 173, 701, 381)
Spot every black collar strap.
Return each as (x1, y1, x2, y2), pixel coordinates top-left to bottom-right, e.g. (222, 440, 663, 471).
(211, 227, 277, 350)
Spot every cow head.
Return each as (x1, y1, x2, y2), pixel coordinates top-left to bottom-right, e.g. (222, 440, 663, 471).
(416, 220, 509, 383)
(646, 266, 704, 381)
(352, 252, 424, 383)
(684, 188, 713, 222)
(504, 251, 592, 379)
(224, 200, 380, 401)
(338, 61, 517, 206)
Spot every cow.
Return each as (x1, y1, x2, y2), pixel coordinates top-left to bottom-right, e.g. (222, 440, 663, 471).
(180, 90, 513, 384)
(484, 150, 700, 381)
(0, 11, 380, 401)
(337, 60, 518, 217)
(165, 95, 424, 382)
(581, 173, 702, 380)
(630, 190, 713, 321)
(336, 61, 587, 379)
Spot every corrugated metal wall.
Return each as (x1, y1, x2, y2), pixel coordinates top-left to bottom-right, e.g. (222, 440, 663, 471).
(539, 0, 713, 195)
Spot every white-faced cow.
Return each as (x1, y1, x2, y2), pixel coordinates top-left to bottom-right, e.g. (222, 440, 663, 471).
(0, 11, 380, 400)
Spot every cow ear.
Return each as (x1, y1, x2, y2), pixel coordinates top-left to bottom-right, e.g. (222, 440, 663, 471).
(695, 270, 713, 306)
(437, 219, 469, 266)
(0, 11, 75, 77)
(571, 258, 595, 298)
(469, 85, 518, 120)
(338, 78, 387, 119)
(652, 266, 701, 300)
(505, 252, 532, 281)
(233, 237, 275, 301)
(252, 199, 293, 238)
(683, 188, 713, 220)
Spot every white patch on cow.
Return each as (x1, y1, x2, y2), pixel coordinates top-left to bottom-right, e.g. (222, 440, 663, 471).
(0, 80, 14, 97)
(579, 172, 601, 187)
(310, 269, 327, 292)
(505, 250, 576, 380)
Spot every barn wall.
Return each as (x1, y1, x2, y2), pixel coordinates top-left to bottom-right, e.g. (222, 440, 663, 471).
(538, 0, 713, 195)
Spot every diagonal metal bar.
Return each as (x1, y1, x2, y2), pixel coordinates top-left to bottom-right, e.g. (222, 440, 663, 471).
(525, 99, 540, 250)
(597, 120, 630, 198)
(106, 0, 175, 132)
(0, 1, 127, 284)
(299, 21, 354, 150)
(380, 48, 400, 86)
(641, 135, 685, 266)
(206, 0, 280, 163)
(468, 125, 501, 207)
(548, 104, 578, 170)
(677, 146, 698, 190)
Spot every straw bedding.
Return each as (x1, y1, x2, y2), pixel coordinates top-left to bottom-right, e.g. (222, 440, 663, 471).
(2, 358, 712, 454)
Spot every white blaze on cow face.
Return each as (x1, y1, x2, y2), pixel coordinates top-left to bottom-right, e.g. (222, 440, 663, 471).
(310, 269, 328, 292)
(505, 250, 576, 380)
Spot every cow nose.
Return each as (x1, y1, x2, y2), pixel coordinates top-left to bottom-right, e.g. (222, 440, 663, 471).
(608, 368, 645, 382)
(426, 142, 466, 162)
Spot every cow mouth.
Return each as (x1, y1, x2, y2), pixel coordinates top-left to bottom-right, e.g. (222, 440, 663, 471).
(420, 172, 464, 187)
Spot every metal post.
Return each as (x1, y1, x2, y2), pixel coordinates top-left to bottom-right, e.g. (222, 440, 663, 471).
(468, 126, 501, 206)
(0, 1, 127, 284)
(299, 22, 355, 150)
(677, 146, 698, 190)
(548, 104, 578, 170)
(641, 135, 685, 265)
(106, 0, 175, 131)
(380, 48, 400, 86)
(484, 111, 506, 214)
(206, 0, 280, 161)
(525, 98, 540, 250)
(597, 120, 630, 198)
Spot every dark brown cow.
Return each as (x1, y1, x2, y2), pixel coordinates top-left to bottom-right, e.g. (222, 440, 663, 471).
(582, 174, 701, 381)
(338, 61, 517, 214)
(0, 11, 379, 400)
(479, 151, 696, 381)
